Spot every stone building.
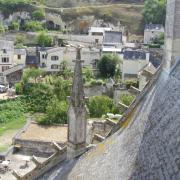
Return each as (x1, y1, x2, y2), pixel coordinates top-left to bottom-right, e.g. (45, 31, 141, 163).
(144, 24, 164, 44)
(122, 49, 150, 81)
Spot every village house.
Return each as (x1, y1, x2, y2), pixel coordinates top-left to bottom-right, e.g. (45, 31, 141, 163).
(39, 46, 100, 72)
(102, 31, 123, 55)
(39, 47, 64, 72)
(144, 24, 164, 44)
(122, 49, 150, 81)
(0, 40, 26, 84)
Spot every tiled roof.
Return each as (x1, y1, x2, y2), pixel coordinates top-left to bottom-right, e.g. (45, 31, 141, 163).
(103, 31, 122, 44)
(123, 50, 147, 60)
(0, 40, 14, 50)
(145, 24, 164, 31)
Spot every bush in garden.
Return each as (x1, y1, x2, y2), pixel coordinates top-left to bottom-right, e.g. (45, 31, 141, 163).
(88, 95, 118, 118)
(120, 94, 135, 106)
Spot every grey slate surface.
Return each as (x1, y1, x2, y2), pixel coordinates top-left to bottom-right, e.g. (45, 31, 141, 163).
(38, 62, 180, 180)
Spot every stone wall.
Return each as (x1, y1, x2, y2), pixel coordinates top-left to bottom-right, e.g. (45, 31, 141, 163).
(13, 139, 66, 157)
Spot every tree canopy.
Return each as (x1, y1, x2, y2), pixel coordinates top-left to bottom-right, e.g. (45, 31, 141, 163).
(98, 54, 120, 78)
(143, 0, 166, 25)
(36, 32, 53, 47)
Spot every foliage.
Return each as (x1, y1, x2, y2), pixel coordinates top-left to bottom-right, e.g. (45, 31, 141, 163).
(98, 54, 120, 78)
(125, 79, 139, 89)
(52, 76, 71, 101)
(0, 98, 26, 124)
(83, 68, 95, 83)
(0, 24, 5, 33)
(22, 83, 52, 112)
(88, 95, 118, 118)
(9, 21, 20, 31)
(38, 99, 68, 125)
(0, 0, 33, 16)
(23, 68, 44, 83)
(32, 9, 45, 21)
(152, 32, 164, 45)
(15, 82, 24, 95)
(120, 94, 135, 106)
(36, 32, 53, 47)
(143, 0, 166, 25)
(15, 35, 26, 47)
(24, 21, 44, 32)
(58, 61, 73, 79)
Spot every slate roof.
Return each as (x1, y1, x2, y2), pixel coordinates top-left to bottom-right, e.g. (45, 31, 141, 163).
(145, 24, 164, 31)
(123, 50, 147, 60)
(0, 40, 14, 50)
(14, 48, 26, 55)
(103, 31, 122, 44)
(39, 61, 180, 180)
(26, 55, 39, 65)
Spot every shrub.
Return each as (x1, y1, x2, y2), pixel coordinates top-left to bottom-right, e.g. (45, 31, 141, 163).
(88, 95, 118, 118)
(125, 80, 139, 89)
(9, 21, 19, 31)
(38, 99, 68, 125)
(36, 32, 53, 47)
(120, 94, 135, 106)
(15, 82, 23, 95)
(24, 21, 44, 32)
(32, 9, 45, 21)
(0, 98, 26, 124)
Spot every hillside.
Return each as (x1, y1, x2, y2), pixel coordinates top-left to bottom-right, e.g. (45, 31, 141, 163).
(45, 0, 143, 8)
(46, 3, 144, 34)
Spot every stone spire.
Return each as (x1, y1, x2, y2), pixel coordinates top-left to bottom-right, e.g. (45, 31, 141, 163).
(164, 0, 180, 72)
(67, 45, 87, 159)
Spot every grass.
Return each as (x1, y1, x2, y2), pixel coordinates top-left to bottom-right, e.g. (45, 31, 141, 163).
(0, 117, 26, 137)
(0, 99, 26, 136)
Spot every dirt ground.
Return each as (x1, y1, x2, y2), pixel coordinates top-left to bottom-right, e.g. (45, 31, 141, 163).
(19, 122, 68, 142)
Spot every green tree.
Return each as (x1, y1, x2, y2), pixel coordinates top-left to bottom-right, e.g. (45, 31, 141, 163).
(36, 32, 53, 47)
(98, 54, 120, 78)
(52, 76, 71, 101)
(39, 99, 68, 125)
(88, 95, 118, 118)
(32, 9, 45, 21)
(23, 68, 44, 84)
(143, 0, 166, 25)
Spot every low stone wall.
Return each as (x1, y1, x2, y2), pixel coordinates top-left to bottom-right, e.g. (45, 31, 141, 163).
(109, 64, 163, 135)
(84, 85, 104, 97)
(13, 143, 67, 180)
(13, 139, 66, 157)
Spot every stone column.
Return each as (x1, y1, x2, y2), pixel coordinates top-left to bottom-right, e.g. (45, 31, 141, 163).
(164, 0, 180, 73)
(67, 46, 87, 159)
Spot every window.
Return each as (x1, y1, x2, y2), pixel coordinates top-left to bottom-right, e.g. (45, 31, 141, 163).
(51, 64, 59, 69)
(41, 63, 46, 68)
(17, 55, 21, 60)
(2, 66, 9, 72)
(42, 54, 47, 59)
(2, 57, 9, 63)
(51, 56, 59, 61)
(3, 49, 7, 53)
